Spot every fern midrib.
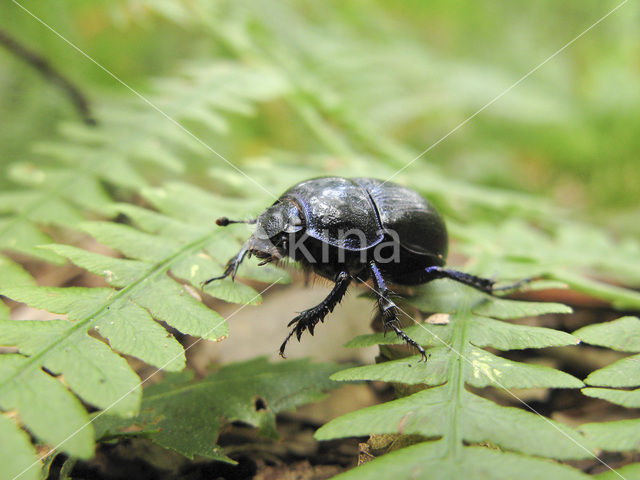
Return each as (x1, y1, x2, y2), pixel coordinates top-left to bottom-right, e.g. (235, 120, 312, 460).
(445, 298, 472, 461)
(0, 230, 217, 390)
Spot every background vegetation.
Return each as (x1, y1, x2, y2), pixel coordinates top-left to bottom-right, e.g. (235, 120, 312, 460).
(1, 1, 639, 479)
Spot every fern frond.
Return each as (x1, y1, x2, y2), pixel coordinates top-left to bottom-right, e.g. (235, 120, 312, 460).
(316, 282, 593, 478)
(0, 179, 295, 462)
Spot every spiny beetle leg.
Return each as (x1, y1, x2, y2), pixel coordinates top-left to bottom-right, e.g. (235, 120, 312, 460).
(370, 261, 427, 361)
(422, 267, 535, 296)
(381, 299, 428, 361)
(279, 271, 351, 358)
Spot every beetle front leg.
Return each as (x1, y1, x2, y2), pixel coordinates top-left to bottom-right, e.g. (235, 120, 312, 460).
(421, 266, 533, 295)
(202, 246, 249, 286)
(369, 262, 428, 361)
(202, 216, 257, 286)
(279, 271, 351, 358)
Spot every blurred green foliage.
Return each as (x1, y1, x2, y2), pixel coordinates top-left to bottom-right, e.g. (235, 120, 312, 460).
(1, 0, 638, 225)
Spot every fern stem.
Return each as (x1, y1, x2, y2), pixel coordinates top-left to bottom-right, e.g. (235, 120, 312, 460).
(551, 269, 640, 310)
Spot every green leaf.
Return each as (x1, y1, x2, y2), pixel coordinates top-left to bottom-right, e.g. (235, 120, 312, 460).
(171, 252, 263, 305)
(581, 387, 640, 408)
(42, 244, 148, 288)
(0, 320, 140, 416)
(93, 358, 342, 461)
(111, 203, 206, 241)
(464, 346, 583, 389)
(0, 214, 246, 460)
(573, 317, 640, 455)
(345, 322, 452, 349)
(0, 286, 114, 320)
(473, 298, 572, 320)
(0, 218, 63, 264)
(0, 355, 94, 458)
(574, 317, 640, 406)
(580, 418, 640, 452)
(332, 352, 448, 386)
(1, 286, 185, 373)
(201, 278, 262, 305)
(334, 346, 582, 390)
(329, 441, 590, 480)
(574, 316, 640, 352)
(79, 222, 178, 263)
(584, 354, 640, 388)
(468, 316, 579, 350)
(595, 463, 640, 480)
(0, 415, 40, 480)
(132, 276, 228, 340)
(346, 315, 578, 351)
(550, 270, 640, 311)
(0, 255, 37, 288)
(94, 302, 186, 372)
(317, 386, 591, 460)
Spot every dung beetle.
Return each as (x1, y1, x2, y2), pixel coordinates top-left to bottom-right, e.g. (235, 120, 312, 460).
(204, 177, 528, 359)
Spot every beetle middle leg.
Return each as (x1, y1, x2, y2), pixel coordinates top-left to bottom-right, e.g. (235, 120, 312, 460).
(279, 271, 351, 358)
(369, 262, 428, 361)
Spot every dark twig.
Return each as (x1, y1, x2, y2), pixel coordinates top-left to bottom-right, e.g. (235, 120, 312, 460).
(0, 28, 96, 125)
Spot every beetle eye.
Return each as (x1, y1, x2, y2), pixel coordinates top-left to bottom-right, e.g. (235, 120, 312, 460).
(283, 224, 302, 233)
(282, 205, 303, 233)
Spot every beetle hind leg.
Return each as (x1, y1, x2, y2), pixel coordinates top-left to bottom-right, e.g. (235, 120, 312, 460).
(421, 266, 534, 296)
(279, 271, 351, 358)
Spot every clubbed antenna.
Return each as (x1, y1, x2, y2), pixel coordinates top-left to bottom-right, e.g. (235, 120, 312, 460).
(216, 217, 256, 227)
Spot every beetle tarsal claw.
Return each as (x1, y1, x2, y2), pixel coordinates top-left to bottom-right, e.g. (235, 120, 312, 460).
(257, 256, 274, 266)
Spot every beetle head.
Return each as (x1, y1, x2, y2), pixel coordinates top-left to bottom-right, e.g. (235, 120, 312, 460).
(248, 201, 303, 261)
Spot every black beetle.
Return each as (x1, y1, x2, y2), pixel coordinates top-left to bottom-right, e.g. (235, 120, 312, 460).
(204, 177, 528, 359)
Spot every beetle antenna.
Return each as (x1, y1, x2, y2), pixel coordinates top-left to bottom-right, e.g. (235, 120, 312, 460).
(216, 217, 257, 227)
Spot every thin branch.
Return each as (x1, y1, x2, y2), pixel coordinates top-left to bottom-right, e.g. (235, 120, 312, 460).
(0, 28, 96, 125)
